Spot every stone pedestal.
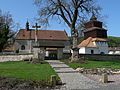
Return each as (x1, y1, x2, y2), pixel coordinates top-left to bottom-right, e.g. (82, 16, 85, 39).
(39, 47, 45, 60)
(71, 48, 79, 62)
(51, 75, 56, 86)
(57, 48, 63, 59)
(33, 47, 45, 60)
(101, 73, 108, 83)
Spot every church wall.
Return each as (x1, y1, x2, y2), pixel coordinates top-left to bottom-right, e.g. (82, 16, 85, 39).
(15, 40, 33, 53)
(85, 47, 99, 54)
(79, 47, 99, 54)
(95, 41, 108, 54)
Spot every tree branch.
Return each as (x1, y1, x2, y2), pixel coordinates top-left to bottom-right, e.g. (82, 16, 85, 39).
(57, 0, 71, 27)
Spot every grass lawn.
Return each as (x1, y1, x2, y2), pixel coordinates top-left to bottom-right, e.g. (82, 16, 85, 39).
(62, 59, 120, 69)
(0, 61, 59, 81)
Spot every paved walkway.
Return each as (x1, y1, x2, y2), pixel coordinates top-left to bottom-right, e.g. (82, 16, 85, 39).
(46, 60, 102, 90)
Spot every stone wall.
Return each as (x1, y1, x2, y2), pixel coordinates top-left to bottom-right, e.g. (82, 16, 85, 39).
(63, 53, 120, 61)
(79, 54, 120, 61)
(0, 54, 33, 62)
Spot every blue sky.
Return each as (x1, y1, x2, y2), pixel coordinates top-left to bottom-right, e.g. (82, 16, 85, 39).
(0, 0, 120, 37)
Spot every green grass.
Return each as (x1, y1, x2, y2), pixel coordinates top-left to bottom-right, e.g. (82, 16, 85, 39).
(63, 59, 120, 69)
(0, 61, 58, 81)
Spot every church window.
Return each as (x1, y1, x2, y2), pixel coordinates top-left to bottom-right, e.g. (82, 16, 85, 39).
(91, 50, 94, 54)
(21, 45, 25, 50)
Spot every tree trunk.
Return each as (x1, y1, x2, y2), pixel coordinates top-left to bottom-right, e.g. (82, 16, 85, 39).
(71, 28, 79, 62)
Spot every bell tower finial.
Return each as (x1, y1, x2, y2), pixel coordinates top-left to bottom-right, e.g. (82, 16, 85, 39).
(90, 7, 97, 21)
(26, 19, 29, 30)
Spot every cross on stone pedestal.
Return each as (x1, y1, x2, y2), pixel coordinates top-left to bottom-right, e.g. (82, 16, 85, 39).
(32, 23, 41, 43)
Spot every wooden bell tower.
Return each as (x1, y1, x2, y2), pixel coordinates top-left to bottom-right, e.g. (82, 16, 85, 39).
(84, 15, 107, 39)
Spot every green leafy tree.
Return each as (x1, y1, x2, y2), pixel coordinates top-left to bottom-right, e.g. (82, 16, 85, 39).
(108, 36, 120, 47)
(0, 10, 14, 52)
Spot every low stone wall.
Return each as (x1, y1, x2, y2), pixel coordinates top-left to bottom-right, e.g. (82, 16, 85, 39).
(79, 54, 120, 61)
(63, 53, 120, 60)
(0, 54, 33, 62)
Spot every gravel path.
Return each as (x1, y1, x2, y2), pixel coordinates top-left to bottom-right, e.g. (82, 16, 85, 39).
(85, 74, 120, 90)
(46, 60, 102, 90)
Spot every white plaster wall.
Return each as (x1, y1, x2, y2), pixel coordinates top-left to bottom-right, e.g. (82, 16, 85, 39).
(79, 47, 85, 54)
(85, 47, 99, 54)
(45, 51, 49, 57)
(109, 51, 114, 54)
(79, 47, 99, 54)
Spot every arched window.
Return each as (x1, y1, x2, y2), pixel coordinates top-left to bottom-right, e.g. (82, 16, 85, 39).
(21, 45, 25, 50)
(100, 52, 104, 55)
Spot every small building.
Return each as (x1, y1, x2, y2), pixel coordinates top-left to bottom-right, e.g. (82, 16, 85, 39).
(109, 47, 120, 55)
(78, 15, 108, 54)
(78, 37, 108, 54)
(15, 22, 69, 59)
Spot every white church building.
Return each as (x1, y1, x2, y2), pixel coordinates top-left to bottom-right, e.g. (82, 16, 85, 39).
(78, 37, 108, 54)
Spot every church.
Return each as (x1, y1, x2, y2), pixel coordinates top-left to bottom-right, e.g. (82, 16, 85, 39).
(15, 22, 69, 60)
(78, 15, 108, 54)
(15, 14, 108, 61)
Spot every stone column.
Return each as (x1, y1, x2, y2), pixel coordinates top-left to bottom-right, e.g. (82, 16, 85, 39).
(57, 48, 63, 60)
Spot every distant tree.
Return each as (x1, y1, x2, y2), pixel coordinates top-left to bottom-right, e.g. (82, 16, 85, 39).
(0, 10, 14, 52)
(34, 0, 101, 61)
(108, 36, 120, 47)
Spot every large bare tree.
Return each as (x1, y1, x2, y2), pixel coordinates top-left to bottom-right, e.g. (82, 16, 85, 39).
(34, 0, 101, 61)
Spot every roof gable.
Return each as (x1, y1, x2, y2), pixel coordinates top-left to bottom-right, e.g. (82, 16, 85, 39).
(78, 37, 107, 48)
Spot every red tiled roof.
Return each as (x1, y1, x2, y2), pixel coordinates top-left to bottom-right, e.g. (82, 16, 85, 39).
(78, 37, 96, 48)
(16, 29, 68, 41)
(92, 38, 108, 42)
(78, 37, 107, 48)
